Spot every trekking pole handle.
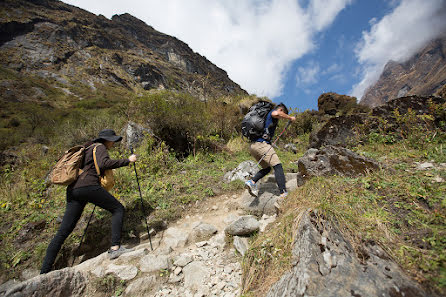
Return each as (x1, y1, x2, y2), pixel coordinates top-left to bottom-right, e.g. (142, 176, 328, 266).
(130, 146, 134, 155)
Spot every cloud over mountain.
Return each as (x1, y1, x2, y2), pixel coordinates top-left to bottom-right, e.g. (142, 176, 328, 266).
(64, 0, 352, 98)
(351, 0, 446, 99)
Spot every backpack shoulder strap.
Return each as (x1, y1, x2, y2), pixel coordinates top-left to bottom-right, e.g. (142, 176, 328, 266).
(92, 145, 101, 176)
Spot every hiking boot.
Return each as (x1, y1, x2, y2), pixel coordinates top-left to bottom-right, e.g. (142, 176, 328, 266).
(245, 180, 259, 197)
(108, 246, 133, 260)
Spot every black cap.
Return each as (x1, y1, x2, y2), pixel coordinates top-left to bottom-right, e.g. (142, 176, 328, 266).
(93, 129, 123, 143)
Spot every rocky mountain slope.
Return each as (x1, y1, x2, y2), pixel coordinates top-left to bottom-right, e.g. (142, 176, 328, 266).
(0, 0, 247, 101)
(360, 36, 446, 107)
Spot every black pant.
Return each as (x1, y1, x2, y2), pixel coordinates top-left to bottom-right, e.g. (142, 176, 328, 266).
(252, 163, 287, 194)
(40, 185, 124, 274)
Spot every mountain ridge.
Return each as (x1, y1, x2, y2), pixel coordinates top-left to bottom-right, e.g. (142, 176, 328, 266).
(0, 0, 247, 100)
(360, 36, 446, 107)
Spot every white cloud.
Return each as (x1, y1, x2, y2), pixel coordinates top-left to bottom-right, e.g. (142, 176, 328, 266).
(322, 63, 342, 75)
(308, 0, 353, 31)
(351, 0, 446, 99)
(296, 61, 320, 86)
(63, 0, 351, 98)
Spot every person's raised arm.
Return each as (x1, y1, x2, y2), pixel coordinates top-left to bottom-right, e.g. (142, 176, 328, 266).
(271, 109, 296, 122)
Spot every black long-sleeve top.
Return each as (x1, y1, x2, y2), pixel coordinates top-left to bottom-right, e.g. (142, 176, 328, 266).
(70, 143, 130, 189)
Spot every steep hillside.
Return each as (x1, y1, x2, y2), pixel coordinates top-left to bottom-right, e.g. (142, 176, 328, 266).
(361, 36, 446, 107)
(0, 0, 246, 101)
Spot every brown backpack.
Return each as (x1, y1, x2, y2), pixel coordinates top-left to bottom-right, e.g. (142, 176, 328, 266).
(50, 145, 86, 186)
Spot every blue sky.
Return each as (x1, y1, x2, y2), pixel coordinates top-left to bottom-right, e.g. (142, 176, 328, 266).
(63, 0, 446, 111)
(277, 1, 394, 110)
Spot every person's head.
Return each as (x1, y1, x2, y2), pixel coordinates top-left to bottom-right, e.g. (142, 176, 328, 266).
(276, 103, 289, 115)
(93, 129, 123, 149)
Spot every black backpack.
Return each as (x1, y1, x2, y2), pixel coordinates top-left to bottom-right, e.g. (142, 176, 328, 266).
(241, 101, 274, 141)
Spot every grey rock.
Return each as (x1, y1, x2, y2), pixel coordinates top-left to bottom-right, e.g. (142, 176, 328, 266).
(233, 236, 249, 256)
(225, 215, 260, 236)
(183, 261, 208, 290)
(169, 273, 184, 284)
(209, 233, 227, 249)
(191, 223, 218, 241)
(140, 254, 170, 273)
(124, 275, 156, 296)
(223, 161, 258, 183)
(105, 264, 138, 280)
(296, 146, 381, 184)
(239, 188, 279, 216)
(224, 214, 240, 225)
(174, 254, 193, 267)
(163, 227, 190, 249)
(4, 268, 87, 297)
(20, 269, 39, 281)
(123, 121, 154, 149)
(0, 280, 19, 296)
(266, 210, 431, 297)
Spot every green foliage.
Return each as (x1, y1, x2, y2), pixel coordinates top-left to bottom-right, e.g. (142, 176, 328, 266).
(93, 274, 126, 296)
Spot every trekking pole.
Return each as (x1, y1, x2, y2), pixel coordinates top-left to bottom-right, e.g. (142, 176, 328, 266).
(130, 146, 153, 251)
(256, 120, 292, 168)
(72, 205, 96, 266)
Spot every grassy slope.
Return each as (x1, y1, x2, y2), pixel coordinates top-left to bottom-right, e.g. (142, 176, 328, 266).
(242, 131, 446, 296)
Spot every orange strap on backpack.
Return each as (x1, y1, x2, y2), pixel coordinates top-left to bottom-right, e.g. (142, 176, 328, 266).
(92, 145, 115, 191)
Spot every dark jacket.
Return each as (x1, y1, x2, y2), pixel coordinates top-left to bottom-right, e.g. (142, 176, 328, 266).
(70, 143, 130, 189)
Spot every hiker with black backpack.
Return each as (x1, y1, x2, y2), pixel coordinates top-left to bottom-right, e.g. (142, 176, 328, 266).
(242, 102, 295, 206)
(40, 129, 136, 274)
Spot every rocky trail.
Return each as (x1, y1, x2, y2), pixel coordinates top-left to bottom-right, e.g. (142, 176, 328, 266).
(2, 161, 296, 297)
(2, 149, 441, 297)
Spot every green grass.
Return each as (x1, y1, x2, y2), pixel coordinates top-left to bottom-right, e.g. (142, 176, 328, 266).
(242, 129, 446, 296)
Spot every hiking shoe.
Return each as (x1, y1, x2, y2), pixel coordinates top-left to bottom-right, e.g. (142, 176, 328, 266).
(245, 180, 259, 197)
(108, 246, 133, 260)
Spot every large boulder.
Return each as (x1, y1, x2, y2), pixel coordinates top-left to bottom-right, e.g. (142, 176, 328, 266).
(4, 268, 87, 297)
(223, 161, 258, 183)
(239, 185, 279, 216)
(123, 121, 154, 149)
(309, 114, 366, 149)
(317, 92, 363, 116)
(225, 215, 260, 236)
(190, 222, 218, 242)
(267, 210, 432, 297)
(296, 146, 380, 185)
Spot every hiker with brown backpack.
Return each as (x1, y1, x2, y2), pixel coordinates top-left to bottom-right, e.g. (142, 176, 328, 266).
(40, 129, 136, 274)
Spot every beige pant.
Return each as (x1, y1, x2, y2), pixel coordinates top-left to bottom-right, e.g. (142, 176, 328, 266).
(249, 141, 281, 169)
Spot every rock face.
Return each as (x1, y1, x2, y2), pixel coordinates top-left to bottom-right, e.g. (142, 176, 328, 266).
(296, 146, 381, 183)
(0, 0, 247, 99)
(4, 268, 87, 297)
(309, 114, 366, 149)
(267, 210, 431, 297)
(123, 121, 154, 149)
(310, 95, 446, 149)
(317, 92, 367, 115)
(361, 36, 446, 108)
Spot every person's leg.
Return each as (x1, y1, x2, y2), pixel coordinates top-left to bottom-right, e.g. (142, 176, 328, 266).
(273, 163, 287, 194)
(40, 191, 86, 274)
(82, 186, 124, 247)
(252, 167, 271, 183)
